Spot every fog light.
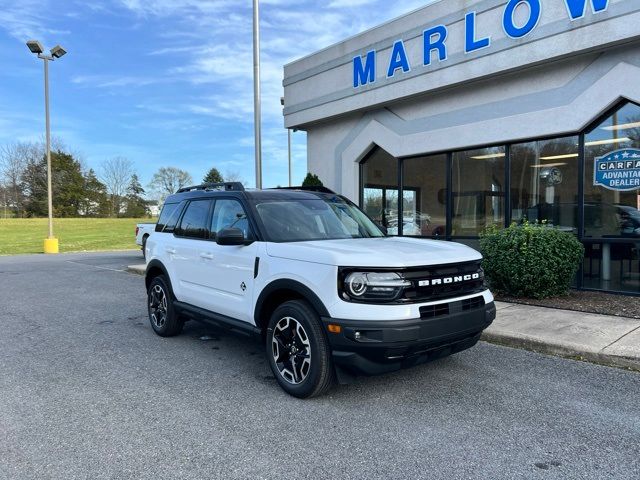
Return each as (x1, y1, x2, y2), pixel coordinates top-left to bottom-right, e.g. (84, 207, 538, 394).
(327, 324, 342, 334)
(354, 332, 361, 340)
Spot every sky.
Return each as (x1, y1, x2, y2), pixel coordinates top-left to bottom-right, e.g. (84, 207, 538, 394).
(0, 0, 435, 191)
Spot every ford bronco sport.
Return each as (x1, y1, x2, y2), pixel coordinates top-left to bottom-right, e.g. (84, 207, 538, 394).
(144, 182, 495, 398)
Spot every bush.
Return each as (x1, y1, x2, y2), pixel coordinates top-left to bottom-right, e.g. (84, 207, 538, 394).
(479, 222, 584, 299)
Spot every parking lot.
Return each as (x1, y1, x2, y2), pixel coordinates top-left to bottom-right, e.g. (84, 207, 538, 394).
(1, 251, 639, 479)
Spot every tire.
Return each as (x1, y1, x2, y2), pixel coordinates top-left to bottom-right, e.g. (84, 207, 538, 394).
(266, 300, 334, 398)
(147, 275, 184, 337)
(142, 235, 149, 260)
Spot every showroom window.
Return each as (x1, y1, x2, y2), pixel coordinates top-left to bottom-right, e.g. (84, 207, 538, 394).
(583, 102, 640, 239)
(582, 101, 640, 294)
(355, 101, 640, 294)
(452, 146, 505, 236)
(510, 136, 579, 232)
(402, 154, 447, 237)
(361, 147, 399, 233)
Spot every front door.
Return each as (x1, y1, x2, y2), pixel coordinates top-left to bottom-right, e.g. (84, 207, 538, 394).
(197, 198, 258, 324)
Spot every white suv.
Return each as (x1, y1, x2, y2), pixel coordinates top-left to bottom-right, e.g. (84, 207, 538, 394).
(144, 183, 495, 398)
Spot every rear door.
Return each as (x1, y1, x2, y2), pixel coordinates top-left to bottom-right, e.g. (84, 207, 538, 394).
(170, 198, 215, 307)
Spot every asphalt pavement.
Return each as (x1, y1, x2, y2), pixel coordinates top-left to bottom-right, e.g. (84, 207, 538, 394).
(1, 252, 639, 480)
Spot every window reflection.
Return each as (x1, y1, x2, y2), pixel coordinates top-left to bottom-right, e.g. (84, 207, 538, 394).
(452, 146, 505, 236)
(402, 154, 447, 237)
(510, 136, 579, 232)
(361, 148, 398, 233)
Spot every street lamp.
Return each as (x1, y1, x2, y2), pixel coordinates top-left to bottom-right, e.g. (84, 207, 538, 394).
(26, 40, 67, 254)
(253, 0, 262, 189)
(281, 96, 292, 187)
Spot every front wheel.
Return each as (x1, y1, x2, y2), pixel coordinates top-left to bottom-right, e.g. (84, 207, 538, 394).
(266, 300, 334, 398)
(147, 275, 184, 337)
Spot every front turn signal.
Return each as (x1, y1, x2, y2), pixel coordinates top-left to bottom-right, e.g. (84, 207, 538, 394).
(327, 324, 342, 334)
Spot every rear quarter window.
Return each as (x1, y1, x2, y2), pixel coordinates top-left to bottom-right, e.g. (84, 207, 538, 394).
(156, 202, 184, 233)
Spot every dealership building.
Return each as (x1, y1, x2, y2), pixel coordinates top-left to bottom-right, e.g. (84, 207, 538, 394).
(283, 0, 640, 294)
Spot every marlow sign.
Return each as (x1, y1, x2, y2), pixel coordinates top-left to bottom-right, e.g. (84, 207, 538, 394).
(353, 0, 610, 88)
(594, 149, 640, 191)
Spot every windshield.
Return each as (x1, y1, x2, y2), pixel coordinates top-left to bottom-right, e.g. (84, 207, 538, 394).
(255, 197, 385, 242)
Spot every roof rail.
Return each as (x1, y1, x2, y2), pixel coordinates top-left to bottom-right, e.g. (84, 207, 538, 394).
(274, 186, 337, 194)
(177, 182, 245, 193)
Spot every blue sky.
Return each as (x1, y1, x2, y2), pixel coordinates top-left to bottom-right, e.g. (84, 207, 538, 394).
(0, 0, 433, 191)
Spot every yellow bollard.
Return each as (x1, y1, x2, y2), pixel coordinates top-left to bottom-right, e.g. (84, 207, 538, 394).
(44, 238, 59, 254)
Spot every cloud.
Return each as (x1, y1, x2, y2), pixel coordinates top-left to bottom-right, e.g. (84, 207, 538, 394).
(0, 0, 71, 42)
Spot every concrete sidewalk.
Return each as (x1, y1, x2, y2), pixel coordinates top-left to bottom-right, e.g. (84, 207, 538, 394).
(484, 302, 640, 371)
(127, 263, 639, 371)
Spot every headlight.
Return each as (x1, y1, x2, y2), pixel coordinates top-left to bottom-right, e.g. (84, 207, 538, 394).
(342, 271, 411, 302)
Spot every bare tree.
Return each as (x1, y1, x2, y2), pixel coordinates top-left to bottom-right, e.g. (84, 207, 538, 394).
(0, 142, 40, 217)
(224, 170, 247, 186)
(100, 157, 134, 216)
(148, 167, 193, 203)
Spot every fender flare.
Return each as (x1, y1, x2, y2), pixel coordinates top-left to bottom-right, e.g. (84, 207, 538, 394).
(145, 259, 173, 294)
(254, 279, 330, 325)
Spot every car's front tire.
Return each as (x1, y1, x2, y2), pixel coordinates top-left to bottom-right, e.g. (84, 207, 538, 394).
(266, 300, 334, 398)
(147, 275, 184, 337)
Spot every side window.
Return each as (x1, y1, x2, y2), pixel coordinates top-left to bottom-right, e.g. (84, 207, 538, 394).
(211, 199, 252, 240)
(156, 202, 184, 233)
(175, 199, 213, 239)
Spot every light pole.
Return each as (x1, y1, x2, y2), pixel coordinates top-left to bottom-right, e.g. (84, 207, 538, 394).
(280, 96, 292, 186)
(26, 40, 67, 254)
(253, 0, 262, 189)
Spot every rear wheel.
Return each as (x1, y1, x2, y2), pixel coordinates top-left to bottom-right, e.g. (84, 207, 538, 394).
(266, 300, 334, 398)
(147, 275, 183, 337)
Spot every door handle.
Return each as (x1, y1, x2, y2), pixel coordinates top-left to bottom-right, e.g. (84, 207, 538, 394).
(165, 248, 177, 255)
(200, 253, 215, 260)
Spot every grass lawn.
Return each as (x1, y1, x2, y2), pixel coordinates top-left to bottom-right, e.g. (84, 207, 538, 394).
(0, 218, 155, 255)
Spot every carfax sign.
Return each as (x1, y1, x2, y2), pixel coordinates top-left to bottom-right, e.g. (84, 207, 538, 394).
(594, 148, 640, 191)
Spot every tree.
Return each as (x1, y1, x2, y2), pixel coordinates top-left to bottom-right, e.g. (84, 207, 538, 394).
(0, 142, 39, 217)
(224, 170, 247, 186)
(302, 173, 323, 187)
(100, 157, 134, 217)
(82, 169, 109, 217)
(21, 149, 86, 217)
(148, 167, 193, 203)
(203, 167, 223, 184)
(124, 174, 149, 218)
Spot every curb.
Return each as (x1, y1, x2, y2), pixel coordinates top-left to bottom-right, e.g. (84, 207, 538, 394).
(127, 265, 145, 276)
(481, 331, 640, 372)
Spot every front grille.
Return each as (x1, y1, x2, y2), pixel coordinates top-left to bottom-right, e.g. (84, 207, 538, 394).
(402, 261, 485, 302)
(420, 302, 450, 319)
(462, 296, 485, 311)
(419, 295, 486, 320)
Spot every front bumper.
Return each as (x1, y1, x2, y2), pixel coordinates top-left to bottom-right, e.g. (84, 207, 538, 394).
(322, 300, 496, 377)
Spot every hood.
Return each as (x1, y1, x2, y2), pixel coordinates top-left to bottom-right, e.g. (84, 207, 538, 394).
(266, 237, 482, 268)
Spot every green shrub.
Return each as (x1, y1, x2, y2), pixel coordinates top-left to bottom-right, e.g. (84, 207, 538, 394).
(479, 222, 584, 299)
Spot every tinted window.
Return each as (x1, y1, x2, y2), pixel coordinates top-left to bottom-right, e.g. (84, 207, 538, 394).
(156, 202, 183, 233)
(402, 154, 447, 237)
(510, 136, 579, 233)
(175, 199, 212, 239)
(452, 146, 506, 236)
(211, 199, 252, 240)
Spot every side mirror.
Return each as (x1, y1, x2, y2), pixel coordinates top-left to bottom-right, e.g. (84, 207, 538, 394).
(216, 227, 245, 246)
